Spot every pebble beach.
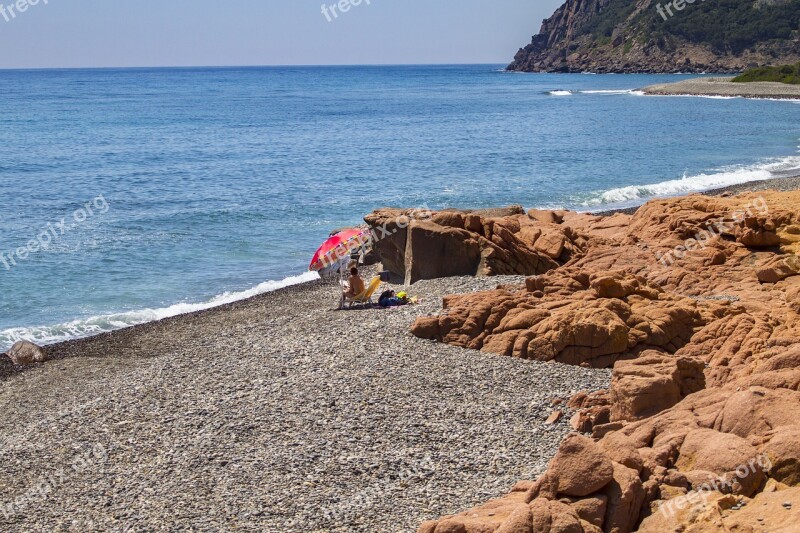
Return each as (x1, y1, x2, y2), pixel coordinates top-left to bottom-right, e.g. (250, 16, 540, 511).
(642, 76, 800, 100)
(0, 272, 610, 532)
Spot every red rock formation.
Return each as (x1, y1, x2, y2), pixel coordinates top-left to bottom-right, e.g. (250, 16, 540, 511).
(412, 191, 800, 533)
(365, 206, 583, 285)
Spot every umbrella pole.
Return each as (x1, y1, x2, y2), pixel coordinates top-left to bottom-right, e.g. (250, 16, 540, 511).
(338, 260, 346, 310)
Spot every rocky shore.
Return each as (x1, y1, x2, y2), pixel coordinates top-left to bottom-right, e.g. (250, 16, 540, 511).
(3, 177, 800, 532)
(404, 189, 800, 532)
(642, 77, 800, 100)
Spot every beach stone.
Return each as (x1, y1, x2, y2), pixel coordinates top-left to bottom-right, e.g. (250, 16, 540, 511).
(548, 434, 614, 497)
(5, 340, 47, 366)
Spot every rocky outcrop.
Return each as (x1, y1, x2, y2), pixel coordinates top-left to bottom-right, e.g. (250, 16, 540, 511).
(508, 0, 800, 73)
(412, 271, 705, 368)
(365, 206, 583, 285)
(413, 191, 800, 532)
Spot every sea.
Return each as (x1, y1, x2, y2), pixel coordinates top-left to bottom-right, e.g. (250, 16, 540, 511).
(1, 64, 799, 350)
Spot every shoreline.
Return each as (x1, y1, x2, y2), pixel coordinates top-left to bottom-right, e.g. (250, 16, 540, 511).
(590, 174, 800, 216)
(2, 174, 799, 362)
(641, 76, 800, 100)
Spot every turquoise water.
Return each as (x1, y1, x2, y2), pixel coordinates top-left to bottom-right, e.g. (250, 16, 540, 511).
(1, 65, 799, 349)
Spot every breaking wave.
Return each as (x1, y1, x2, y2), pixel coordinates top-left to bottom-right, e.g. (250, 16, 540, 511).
(0, 271, 320, 351)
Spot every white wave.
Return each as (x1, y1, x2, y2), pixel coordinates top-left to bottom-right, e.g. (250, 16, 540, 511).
(0, 271, 320, 351)
(580, 89, 636, 94)
(581, 154, 800, 208)
(548, 90, 573, 96)
(642, 92, 800, 102)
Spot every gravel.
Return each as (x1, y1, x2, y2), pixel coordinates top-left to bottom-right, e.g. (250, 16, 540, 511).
(0, 272, 610, 533)
(641, 77, 800, 100)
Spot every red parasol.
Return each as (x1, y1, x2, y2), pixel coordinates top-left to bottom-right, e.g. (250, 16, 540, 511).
(309, 228, 371, 272)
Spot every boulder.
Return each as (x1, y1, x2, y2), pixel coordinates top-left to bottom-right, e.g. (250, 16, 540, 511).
(405, 220, 482, 283)
(675, 429, 765, 496)
(756, 254, 800, 283)
(5, 340, 47, 366)
(713, 387, 800, 438)
(547, 434, 614, 497)
(602, 462, 645, 533)
(412, 271, 703, 368)
(640, 487, 800, 532)
(760, 425, 800, 486)
(534, 230, 566, 259)
(365, 206, 564, 284)
(528, 209, 565, 225)
(563, 494, 607, 527)
(609, 353, 705, 422)
(528, 498, 584, 533)
(364, 208, 417, 276)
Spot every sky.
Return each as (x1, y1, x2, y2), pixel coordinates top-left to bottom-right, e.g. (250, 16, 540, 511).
(0, 0, 565, 69)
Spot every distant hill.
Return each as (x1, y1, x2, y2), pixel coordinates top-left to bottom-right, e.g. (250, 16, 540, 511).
(508, 0, 800, 73)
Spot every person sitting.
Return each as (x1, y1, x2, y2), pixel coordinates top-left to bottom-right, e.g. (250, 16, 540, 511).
(378, 289, 408, 307)
(344, 267, 365, 299)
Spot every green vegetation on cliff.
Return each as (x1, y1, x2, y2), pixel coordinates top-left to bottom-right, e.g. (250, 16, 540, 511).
(658, 0, 800, 54)
(579, 0, 800, 54)
(733, 63, 800, 84)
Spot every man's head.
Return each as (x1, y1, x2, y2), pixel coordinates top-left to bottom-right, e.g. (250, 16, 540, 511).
(350, 267, 358, 276)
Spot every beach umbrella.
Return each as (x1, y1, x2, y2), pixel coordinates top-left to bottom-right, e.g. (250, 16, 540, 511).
(309, 228, 371, 273)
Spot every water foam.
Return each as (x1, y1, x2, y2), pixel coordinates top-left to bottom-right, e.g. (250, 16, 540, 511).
(580, 154, 800, 209)
(548, 90, 573, 96)
(580, 89, 636, 95)
(0, 271, 320, 351)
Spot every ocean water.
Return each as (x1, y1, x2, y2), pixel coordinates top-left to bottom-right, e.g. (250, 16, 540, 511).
(1, 65, 799, 350)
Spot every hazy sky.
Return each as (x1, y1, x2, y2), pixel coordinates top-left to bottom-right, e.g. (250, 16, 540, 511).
(0, 0, 564, 69)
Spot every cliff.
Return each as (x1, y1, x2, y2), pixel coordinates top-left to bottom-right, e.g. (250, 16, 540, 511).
(508, 0, 800, 73)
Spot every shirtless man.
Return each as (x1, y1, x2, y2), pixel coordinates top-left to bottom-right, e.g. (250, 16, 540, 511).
(344, 267, 365, 298)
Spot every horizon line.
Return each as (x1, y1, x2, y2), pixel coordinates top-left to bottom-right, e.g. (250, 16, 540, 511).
(0, 62, 510, 72)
